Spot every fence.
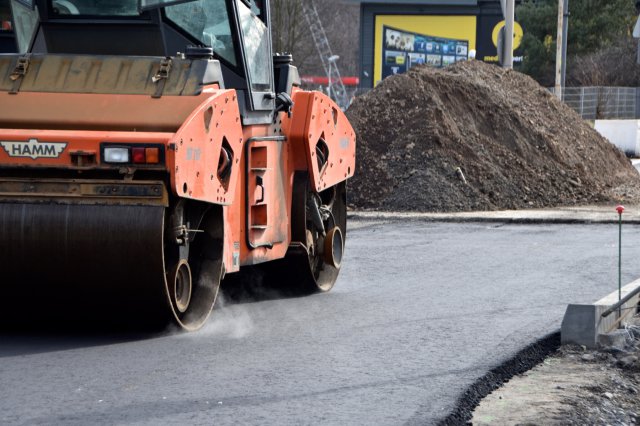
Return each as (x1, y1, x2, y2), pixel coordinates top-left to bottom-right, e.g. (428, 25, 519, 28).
(549, 87, 638, 120)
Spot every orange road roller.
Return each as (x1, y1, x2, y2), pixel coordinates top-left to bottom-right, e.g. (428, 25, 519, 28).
(0, 0, 355, 330)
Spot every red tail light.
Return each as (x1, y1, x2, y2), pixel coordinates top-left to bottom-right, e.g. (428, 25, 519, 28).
(132, 147, 146, 164)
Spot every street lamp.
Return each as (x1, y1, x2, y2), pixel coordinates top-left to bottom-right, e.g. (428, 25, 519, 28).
(327, 55, 340, 99)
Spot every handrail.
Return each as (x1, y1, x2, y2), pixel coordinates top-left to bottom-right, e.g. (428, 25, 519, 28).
(601, 285, 640, 318)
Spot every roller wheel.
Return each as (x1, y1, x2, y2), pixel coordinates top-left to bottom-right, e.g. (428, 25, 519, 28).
(0, 200, 225, 331)
(163, 204, 224, 331)
(262, 173, 347, 296)
(169, 260, 192, 313)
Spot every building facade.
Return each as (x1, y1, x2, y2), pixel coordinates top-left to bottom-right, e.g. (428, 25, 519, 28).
(348, 0, 523, 88)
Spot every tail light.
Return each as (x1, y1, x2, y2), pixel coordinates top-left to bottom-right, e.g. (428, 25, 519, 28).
(101, 144, 164, 166)
(132, 147, 146, 164)
(145, 148, 160, 164)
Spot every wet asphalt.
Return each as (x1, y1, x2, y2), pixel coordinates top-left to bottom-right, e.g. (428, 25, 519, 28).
(2, 219, 640, 425)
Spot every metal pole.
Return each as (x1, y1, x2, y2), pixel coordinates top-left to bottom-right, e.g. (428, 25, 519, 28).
(327, 60, 333, 100)
(617, 205, 624, 319)
(560, 0, 569, 88)
(619, 212, 622, 306)
(555, 0, 564, 100)
(503, 0, 514, 69)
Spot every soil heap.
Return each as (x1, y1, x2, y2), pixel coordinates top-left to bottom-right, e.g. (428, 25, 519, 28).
(346, 60, 640, 212)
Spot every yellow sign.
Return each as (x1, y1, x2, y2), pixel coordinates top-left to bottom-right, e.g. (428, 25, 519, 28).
(491, 20, 523, 50)
(374, 15, 477, 85)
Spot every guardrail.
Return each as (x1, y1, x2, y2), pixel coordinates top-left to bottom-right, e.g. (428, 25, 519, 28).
(601, 285, 640, 318)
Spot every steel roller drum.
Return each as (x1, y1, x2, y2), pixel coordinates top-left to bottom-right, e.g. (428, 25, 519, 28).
(0, 202, 172, 329)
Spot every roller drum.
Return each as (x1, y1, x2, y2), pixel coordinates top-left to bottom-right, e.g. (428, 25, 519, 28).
(0, 203, 170, 329)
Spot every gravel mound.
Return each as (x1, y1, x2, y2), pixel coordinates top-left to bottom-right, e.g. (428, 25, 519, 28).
(346, 61, 640, 212)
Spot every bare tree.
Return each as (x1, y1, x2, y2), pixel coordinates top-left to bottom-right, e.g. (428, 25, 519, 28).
(568, 36, 640, 87)
(270, 0, 359, 77)
(271, 0, 315, 69)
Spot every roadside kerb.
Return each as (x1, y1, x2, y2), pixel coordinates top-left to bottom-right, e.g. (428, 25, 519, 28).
(348, 205, 640, 224)
(561, 279, 640, 348)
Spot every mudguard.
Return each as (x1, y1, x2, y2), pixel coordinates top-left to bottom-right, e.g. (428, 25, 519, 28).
(169, 89, 243, 205)
(287, 91, 356, 192)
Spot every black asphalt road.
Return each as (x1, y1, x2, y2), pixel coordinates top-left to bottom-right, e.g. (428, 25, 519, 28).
(2, 221, 639, 425)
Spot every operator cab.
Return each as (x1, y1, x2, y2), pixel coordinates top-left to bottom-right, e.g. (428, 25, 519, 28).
(2, 0, 277, 122)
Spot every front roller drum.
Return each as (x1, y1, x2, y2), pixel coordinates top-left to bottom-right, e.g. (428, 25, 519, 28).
(0, 202, 222, 331)
(0, 203, 168, 328)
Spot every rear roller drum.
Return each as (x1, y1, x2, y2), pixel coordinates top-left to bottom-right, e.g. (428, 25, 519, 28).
(264, 173, 347, 295)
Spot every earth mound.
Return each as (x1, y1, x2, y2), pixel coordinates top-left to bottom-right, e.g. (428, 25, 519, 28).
(346, 60, 640, 212)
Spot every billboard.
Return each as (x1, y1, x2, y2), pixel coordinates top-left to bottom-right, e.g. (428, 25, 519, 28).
(476, 15, 524, 65)
(382, 26, 469, 79)
(374, 15, 476, 85)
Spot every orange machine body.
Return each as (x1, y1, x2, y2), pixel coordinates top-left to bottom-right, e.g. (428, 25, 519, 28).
(0, 86, 355, 274)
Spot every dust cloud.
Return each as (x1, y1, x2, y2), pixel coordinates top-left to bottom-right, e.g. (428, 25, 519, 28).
(194, 294, 255, 339)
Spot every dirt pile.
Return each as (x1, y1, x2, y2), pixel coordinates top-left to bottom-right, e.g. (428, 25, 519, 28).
(346, 61, 640, 212)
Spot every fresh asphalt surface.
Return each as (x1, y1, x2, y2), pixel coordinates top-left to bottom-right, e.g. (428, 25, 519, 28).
(2, 220, 640, 425)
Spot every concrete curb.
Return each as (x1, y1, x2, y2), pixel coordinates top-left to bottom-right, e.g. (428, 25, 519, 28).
(348, 205, 640, 225)
(561, 279, 640, 348)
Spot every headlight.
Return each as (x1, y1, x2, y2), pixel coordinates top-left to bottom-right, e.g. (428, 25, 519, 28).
(103, 147, 130, 163)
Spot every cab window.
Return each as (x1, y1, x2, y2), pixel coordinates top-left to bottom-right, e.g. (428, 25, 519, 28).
(10, 0, 38, 52)
(236, 0, 270, 91)
(165, 0, 236, 66)
(49, 0, 139, 16)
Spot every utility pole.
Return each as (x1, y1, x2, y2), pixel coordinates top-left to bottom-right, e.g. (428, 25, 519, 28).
(503, 0, 514, 69)
(498, 0, 515, 69)
(633, 2, 640, 64)
(554, 0, 565, 100)
(560, 0, 569, 88)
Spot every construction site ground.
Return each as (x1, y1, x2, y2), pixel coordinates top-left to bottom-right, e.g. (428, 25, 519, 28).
(344, 60, 640, 424)
(350, 206, 640, 425)
(472, 338, 640, 425)
(4, 213, 640, 426)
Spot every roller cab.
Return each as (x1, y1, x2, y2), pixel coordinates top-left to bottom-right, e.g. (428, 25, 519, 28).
(0, 0, 355, 331)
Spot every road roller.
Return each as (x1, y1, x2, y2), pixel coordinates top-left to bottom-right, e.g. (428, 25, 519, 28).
(0, 0, 355, 330)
